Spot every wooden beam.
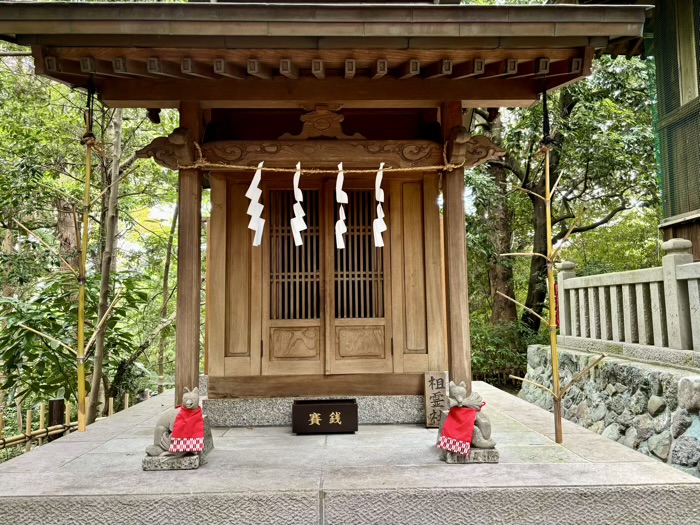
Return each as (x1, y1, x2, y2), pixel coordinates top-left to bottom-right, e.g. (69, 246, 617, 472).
(78, 57, 128, 78)
(312, 59, 325, 79)
(423, 59, 452, 80)
(450, 59, 485, 80)
(279, 58, 298, 80)
(112, 57, 157, 78)
(344, 59, 356, 80)
(509, 57, 551, 80)
(209, 373, 424, 398)
(372, 59, 388, 80)
(398, 59, 420, 79)
(213, 59, 245, 79)
(545, 57, 583, 78)
(147, 57, 187, 79)
(247, 59, 272, 80)
(181, 58, 217, 80)
(175, 102, 203, 406)
(101, 77, 541, 107)
(441, 101, 472, 394)
(478, 58, 518, 79)
(44, 56, 82, 76)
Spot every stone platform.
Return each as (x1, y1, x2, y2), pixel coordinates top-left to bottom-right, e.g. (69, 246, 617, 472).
(1, 382, 698, 525)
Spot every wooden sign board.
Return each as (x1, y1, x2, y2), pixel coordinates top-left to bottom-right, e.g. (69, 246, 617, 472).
(292, 399, 358, 434)
(424, 371, 448, 428)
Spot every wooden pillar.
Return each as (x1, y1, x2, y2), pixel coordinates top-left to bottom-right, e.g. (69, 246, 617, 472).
(441, 101, 473, 393)
(175, 101, 203, 405)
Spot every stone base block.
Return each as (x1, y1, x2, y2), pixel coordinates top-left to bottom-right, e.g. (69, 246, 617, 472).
(442, 448, 500, 464)
(142, 454, 201, 470)
(204, 395, 424, 426)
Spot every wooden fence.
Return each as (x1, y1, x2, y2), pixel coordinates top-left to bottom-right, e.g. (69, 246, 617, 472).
(0, 393, 131, 453)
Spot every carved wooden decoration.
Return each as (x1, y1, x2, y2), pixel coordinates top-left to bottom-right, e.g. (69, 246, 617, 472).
(279, 105, 365, 140)
(444, 126, 506, 170)
(135, 127, 194, 170)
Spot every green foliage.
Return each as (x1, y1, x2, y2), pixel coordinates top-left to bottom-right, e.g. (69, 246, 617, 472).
(470, 320, 547, 380)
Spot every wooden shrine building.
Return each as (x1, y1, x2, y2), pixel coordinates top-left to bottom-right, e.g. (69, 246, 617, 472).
(0, 2, 647, 404)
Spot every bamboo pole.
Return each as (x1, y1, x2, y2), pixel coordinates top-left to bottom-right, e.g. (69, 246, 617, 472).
(108, 397, 114, 417)
(0, 423, 80, 450)
(38, 403, 46, 446)
(76, 117, 94, 433)
(123, 393, 129, 410)
(544, 146, 563, 444)
(24, 409, 32, 452)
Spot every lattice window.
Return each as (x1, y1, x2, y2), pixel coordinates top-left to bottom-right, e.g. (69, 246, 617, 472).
(334, 190, 385, 319)
(269, 190, 321, 320)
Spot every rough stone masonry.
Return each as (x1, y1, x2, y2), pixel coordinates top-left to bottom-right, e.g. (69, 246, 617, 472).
(521, 344, 700, 477)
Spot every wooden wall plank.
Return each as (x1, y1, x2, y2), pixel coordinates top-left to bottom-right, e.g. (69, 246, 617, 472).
(402, 182, 427, 353)
(228, 182, 252, 358)
(209, 373, 424, 398)
(208, 174, 228, 378)
(423, 174, 448, 371)
(389, 180, 405, 373)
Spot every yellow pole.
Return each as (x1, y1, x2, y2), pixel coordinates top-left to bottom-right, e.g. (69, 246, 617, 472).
(544, 146, 563, 443)
(76, 132, 91, 432)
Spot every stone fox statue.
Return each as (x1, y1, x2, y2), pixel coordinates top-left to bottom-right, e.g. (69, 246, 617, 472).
(439, 381, 496, 450)
(145, 387, 200, 457)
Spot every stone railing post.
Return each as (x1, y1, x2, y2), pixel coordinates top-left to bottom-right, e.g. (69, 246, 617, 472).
(662, 239, 694, 350)
(557, 262, 576, 336)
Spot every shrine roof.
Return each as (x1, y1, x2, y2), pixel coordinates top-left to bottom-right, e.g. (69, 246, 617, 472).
(0, 3, 648, 46)
(0, 2, 650, 108)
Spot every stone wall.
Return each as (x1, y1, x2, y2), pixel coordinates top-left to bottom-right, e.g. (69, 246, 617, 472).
(521, 344, 700, 477)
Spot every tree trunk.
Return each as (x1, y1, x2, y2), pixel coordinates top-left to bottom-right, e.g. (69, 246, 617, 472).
(87, 108, 123, 424)
(521, 195, 548, 332)
(158, 205, 178, 394)
(483, 111, 517, 324)
(55, 199, 79, 271)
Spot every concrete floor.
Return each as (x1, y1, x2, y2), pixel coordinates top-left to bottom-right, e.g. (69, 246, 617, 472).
(1, 381, 698, 525)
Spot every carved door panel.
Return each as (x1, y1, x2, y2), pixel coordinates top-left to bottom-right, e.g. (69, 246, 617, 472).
(262, 185, 325, 375)
(325, 184, 393, 374)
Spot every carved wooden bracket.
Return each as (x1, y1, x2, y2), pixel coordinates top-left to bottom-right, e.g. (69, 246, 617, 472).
(444, 126, 506, 170)
(279, 105, 365, 140)
(135, 127, 195, 171)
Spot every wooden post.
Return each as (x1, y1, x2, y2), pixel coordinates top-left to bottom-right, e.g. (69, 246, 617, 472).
(38, 403, 46, 446)
(123, 393, 130, 410)
(64, 402, 71, 436)
(24, 409, 32, 452)
(48, 398, 65, 442)
(440, 101, 473, 393)
(108, 397, 114, 416)
(175, 101, 203, 406)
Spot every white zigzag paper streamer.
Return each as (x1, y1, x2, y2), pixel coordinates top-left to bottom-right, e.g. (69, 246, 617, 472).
(335, 162, 348, 250)
(373, 162, 387, 248)
(290, 162, 307, 247)
(245, 161, 265, 246)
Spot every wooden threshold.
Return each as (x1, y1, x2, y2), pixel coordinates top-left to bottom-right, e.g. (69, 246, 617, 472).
(208, 373, 425, 398)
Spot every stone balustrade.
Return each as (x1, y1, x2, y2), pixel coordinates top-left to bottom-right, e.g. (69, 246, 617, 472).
(558, 238, 700, 354)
